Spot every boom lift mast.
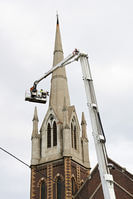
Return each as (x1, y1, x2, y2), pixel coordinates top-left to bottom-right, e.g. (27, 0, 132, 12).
(25, 49, 116, 199)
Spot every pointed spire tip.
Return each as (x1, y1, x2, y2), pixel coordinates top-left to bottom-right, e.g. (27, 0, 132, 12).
(81, 112, 86, 125)
(56, 12, 59, 25)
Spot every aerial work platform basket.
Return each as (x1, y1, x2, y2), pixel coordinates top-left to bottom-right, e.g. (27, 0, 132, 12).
(25, 90, 48, 104)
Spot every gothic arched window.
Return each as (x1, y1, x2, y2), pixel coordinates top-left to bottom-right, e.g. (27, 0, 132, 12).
(40, 181, 46, 199)
(74, 126, 77, 149)
(57, 176, 61, 199)
(71, 123, 73, 148)
(47, 123, 51, 148)
(53, 121, 57, 146)
(71, 177, 77, 195)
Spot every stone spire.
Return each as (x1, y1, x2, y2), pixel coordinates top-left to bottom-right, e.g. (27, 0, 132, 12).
(81, 112, 88, 139)
(49, 16, 70, 122)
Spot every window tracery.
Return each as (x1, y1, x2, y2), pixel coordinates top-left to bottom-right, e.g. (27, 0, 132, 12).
(47, 123, 51, 148)
(53, 121, 57, 146)
(38, 178, 47, 199)
(71, 176, 77, 195)
(56, 176, 62, 199)
(41, 181, 45, 199)
(71, 117, 77, 150)
(74, 126, 77, 149)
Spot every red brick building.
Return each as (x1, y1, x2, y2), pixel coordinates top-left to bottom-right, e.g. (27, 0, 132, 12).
(74, 158, 133, 199)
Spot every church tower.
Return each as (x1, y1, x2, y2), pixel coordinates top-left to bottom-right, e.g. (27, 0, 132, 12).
(30, 17, 90, 199)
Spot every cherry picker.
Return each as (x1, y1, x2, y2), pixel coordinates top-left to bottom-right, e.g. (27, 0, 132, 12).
(25, 49, 116, 199)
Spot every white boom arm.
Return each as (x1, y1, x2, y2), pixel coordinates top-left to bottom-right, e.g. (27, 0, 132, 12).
(28, 49, 116, 199)
(79, 53, 116, 199)
(33, 49, 80, 87)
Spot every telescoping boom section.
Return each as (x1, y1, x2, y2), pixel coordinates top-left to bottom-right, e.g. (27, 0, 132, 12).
(25, 49, 79, 104)
(79, 54, 116, 199)
(25, 49, 116, 199)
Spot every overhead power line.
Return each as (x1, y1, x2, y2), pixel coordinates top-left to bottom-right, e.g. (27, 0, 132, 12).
(0, 146, 63, 184)
(0, 146, 30, 168)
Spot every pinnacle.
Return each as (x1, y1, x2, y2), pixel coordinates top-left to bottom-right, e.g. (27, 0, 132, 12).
(33, 106, 39, 121)
(81, 112, 88, 139)
(32, 107, 39, 137)
(81, 112, 86, 125)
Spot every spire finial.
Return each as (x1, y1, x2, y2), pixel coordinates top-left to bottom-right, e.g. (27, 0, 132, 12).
(56, 11, 59, 25)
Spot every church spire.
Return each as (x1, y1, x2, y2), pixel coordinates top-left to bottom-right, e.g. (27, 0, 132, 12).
(49, 16, 70, 122)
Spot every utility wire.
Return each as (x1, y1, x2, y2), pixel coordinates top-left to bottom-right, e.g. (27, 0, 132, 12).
(0, 146, 30, 168)
(0, 146, 63, 184)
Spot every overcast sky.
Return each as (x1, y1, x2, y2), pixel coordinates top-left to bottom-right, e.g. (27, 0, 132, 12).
(0, 0, 133, 198)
